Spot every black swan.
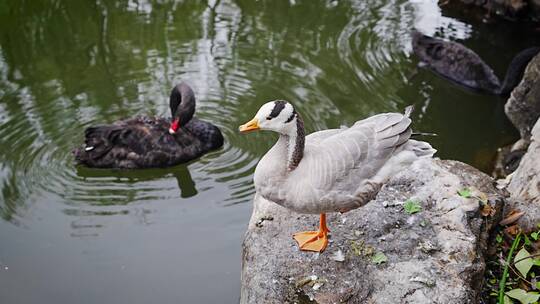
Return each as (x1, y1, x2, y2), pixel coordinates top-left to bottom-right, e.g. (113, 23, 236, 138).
(73, 83, 224, 169)
(412, 31, 540, 96)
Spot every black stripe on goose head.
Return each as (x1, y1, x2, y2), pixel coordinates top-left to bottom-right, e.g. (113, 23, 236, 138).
(266, 100, 287, 120)
(285, 108, 297, 123)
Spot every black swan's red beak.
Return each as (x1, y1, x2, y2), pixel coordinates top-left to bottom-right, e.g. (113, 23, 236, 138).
(169, 118, 180, 134)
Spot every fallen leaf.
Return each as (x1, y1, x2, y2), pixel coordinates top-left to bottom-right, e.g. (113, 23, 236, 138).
(505, 225, 520, 236)
(372, 252, 387, 265)
(506, 288, 540, 304)
(476, 192, 489, 204)
(515, 248, 534, 278)
(458, 188, 471, 198)
(295, 275, 317, 288)
(480, 203, 494, 217)
(500, 210, 525, 226)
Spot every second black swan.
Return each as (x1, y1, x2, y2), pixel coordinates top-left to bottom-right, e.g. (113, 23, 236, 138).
(73, 82, 224, 169)
(412, 30, 540, 96)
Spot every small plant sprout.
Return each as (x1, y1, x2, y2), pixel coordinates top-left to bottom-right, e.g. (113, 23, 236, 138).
(403, 199, 422, 215)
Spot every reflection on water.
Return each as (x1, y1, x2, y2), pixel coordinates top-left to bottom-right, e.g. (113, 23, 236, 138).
(75, 164, 198, 200)
(409, 0, 472, 40)
(0, 0, 538, 303)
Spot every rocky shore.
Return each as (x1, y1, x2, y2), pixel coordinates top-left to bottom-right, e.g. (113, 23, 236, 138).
(497, 52, 540, 232)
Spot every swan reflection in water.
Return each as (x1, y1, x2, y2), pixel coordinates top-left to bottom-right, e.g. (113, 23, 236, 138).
(75, 164, 198, 201)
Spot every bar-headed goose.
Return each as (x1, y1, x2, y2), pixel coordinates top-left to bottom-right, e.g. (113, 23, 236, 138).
(239, 101, 435, 252)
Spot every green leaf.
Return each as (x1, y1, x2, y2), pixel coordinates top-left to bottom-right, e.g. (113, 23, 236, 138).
(372, 252, 387, 265)
(531, 232, 539, 241)
(496, 234, 504, 244)
(536, 282, 540, 290)
(458, 188, 471, 198)
(506, 289, 540, 304)
(403, 200, 422, 215)
(504, 295, 513, 304)
(515, 248, 534, 278)
(532, 259, 540, 266)
(525, 235, 532, 247)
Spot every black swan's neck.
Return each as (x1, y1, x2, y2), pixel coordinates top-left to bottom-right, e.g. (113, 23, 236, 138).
(284, 115, 305, 171)
(170, 82, 196, 124)
(498, 47, 540, 95)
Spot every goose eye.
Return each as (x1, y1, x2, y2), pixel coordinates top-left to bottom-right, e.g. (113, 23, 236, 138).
(266, 116, 272, 120)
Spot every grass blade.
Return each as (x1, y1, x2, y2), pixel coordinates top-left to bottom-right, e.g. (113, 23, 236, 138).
(499, 233, 522, 304)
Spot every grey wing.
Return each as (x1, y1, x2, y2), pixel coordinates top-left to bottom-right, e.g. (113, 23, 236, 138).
(305, 128, 343, 144)
(294, 110, 412, 193)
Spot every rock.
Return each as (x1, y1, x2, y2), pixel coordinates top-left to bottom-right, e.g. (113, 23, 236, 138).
(493, 53, 540, 178)
(240, 159, 504, 304)
(504, 118, 540, 231)
(506, 53, 540, 141)
(491, 143, 528, 178)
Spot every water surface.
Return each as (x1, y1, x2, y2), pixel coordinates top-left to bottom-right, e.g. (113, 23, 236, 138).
(0, 1, 538, 303)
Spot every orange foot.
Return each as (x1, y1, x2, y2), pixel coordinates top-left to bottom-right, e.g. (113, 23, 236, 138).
(293, 231, 328, 252)
(292, 213, 329, 252)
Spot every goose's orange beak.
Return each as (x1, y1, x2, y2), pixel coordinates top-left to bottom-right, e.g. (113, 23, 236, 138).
(239, 118, 260, 133)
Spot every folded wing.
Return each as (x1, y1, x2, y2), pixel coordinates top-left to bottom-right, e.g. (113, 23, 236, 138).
(295, 109, 413, 192)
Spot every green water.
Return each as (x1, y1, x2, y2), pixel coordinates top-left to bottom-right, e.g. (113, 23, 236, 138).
(0, 1, 538, 303)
